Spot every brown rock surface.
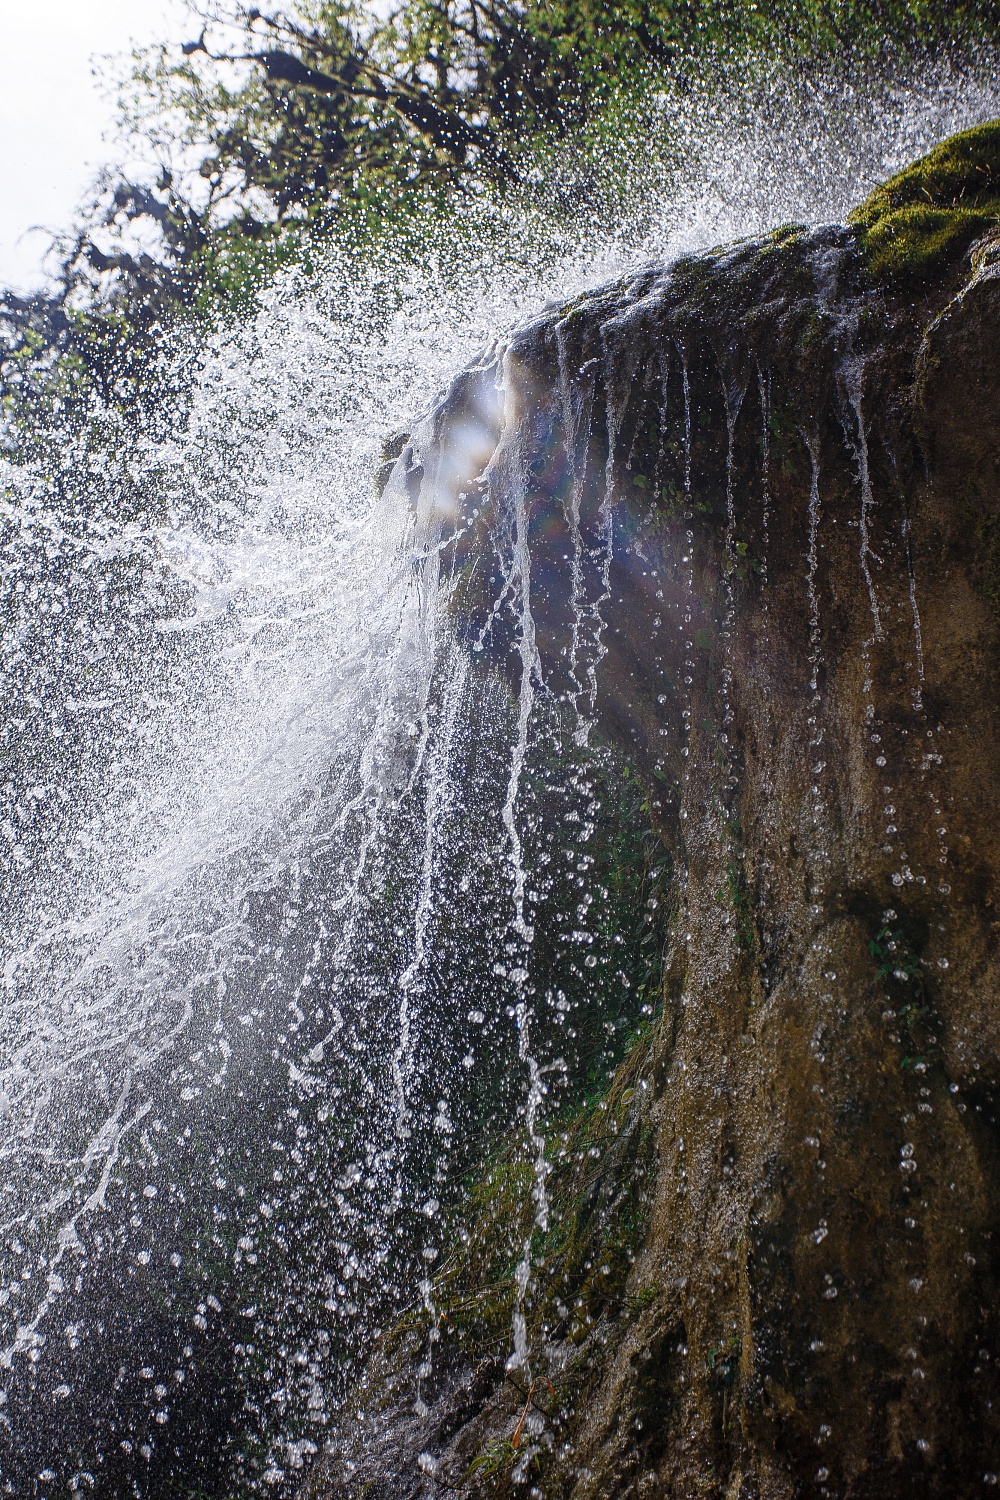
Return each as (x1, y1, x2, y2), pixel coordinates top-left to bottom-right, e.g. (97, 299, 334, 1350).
(305, 129, 1000, 1498)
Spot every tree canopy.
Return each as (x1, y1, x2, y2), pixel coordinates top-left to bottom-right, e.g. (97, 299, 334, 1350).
(2, 0, 999, 414)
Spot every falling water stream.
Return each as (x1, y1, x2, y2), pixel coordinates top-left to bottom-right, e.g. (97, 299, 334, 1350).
(2, 68, 999, 1497)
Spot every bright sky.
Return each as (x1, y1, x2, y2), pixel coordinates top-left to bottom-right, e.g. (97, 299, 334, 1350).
(0, 0, 186, 293)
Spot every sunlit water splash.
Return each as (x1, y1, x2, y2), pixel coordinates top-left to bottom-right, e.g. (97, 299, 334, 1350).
(1, 67, 998, 1495)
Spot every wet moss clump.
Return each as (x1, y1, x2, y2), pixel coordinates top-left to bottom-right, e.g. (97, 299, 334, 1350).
(848, 119, 1000, 284)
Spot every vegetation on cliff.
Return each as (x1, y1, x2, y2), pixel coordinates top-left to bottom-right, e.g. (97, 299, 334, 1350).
(849, 118, 1000, 279)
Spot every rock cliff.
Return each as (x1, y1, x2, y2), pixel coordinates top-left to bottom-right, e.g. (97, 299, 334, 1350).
(305, 122, 1000, 1498)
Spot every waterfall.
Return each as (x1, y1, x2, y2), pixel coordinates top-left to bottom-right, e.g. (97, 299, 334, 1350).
(3, 71, 999, 1497)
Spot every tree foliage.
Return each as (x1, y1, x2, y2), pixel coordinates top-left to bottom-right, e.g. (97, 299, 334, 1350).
(2, 0, 999, 415)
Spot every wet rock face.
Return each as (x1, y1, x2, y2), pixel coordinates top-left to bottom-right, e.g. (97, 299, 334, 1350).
(310, 129, 1000, 1497)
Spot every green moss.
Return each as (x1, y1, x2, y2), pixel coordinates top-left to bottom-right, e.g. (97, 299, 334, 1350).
(848, 120, 1000, 284)
(671, 253, 720, 292)
(448, 1032, 658, 1487)
(769, 222, 808, 244)
(717, 853, 755, 951)
(869, 919, 948, 1086)
(433, 1021, 660, 1349)
(367, 1020, 662, 1493)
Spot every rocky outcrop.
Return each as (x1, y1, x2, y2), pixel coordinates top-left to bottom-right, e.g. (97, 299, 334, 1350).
(306, 123, 1000, 1498)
